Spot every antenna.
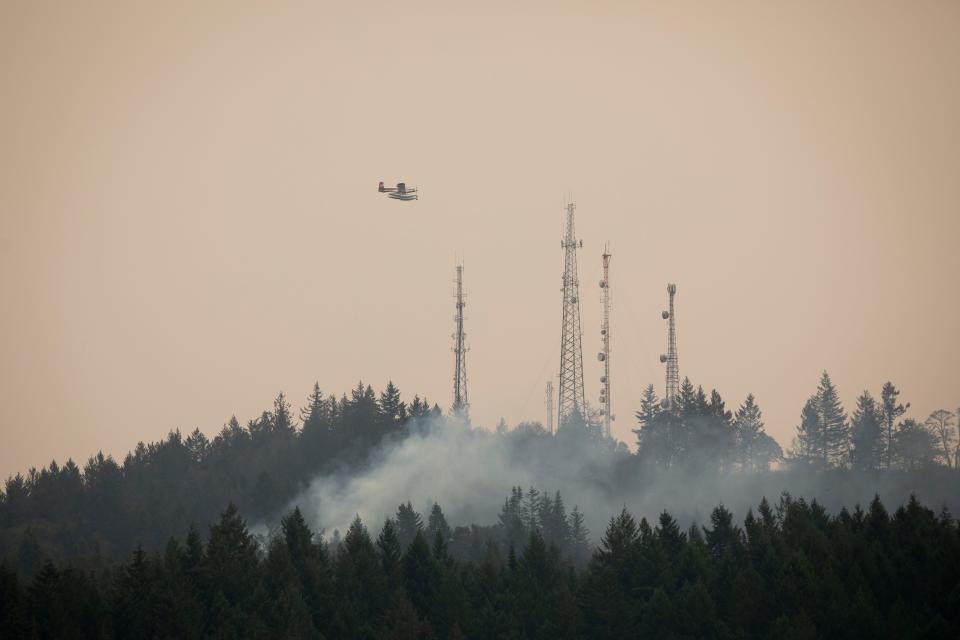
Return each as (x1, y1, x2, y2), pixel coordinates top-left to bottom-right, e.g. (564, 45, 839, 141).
(452, 263, 469, 421)
(660, 283, 679, 408)
(598, 245, 612, 438)
(558, 200, 586, 426)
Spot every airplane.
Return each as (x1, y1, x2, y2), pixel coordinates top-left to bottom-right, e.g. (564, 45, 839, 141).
(378, 181, 418, 201)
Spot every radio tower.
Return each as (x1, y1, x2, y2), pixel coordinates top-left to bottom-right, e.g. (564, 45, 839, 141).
(558, 201, 586, 425)
(598, 246, 612, 438)
(452, 263, 469, 421)
(660, 283, 679, 408)
(545, 381, 554, 434)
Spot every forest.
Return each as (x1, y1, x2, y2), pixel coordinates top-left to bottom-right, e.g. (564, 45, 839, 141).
(1, 493, 958, 638)
(2, 374, 959, 637)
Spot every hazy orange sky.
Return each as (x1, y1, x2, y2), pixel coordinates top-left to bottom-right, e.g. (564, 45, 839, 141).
(2, 1, 959, 475)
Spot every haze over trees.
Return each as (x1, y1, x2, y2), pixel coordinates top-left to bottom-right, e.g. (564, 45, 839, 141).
(632, 382, 783, 473)
(1, 373, 958, 637)
(786, 374, 954, 473)
(2, 373, 958, 562)
(2, 492, 958, 638)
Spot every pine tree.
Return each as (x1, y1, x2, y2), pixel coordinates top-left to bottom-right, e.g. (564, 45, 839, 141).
(279, 507, 332, 633)
(402, 530, 440, 622)
(568, 506, 590, 569)
(300, 383, 333, 467)
(880, 382, 909, 470)
(633, 384, 661, 452)
(655, 511, 685, 558)
(203, 504, 260, 610)
(432, 528, 449, 563)
(184, 428, 209, 464)
(733, 394, 764, 471)
(792, 396, 821, 465)
(703, 505, 741, 560)
(379, 381, 406, 431)
(333, 515, 387, 637)
(113, 545, 166, 638)
(427, 503, 451, 543)
(522, 487, 541, 532)
(27, 560, 62, 638)
(272, 392, 296, 434)
(817, 372, 849, 468)
(395, 502, 423, 551)
(377, 518, 403, 593)
(408, 396, 427, 420)
(498, 487, 526, 551)
(540, 491, 570, 549)
(677, 378, 699, 417)
(0, 560, 27, 638)
(850, 391, 883, 471)
(793, 373, 848, 468)
(596, 509, 639, 567)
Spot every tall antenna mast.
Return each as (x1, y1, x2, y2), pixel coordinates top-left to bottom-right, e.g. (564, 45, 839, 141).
(558, 200, 586, 425)
(545, 381, 554, 434)
(452, 263, 469, 421)
(660, 283, 679, 408)
(598, 246, 612, 438)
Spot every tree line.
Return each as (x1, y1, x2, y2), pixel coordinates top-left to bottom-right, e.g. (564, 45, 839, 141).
(2, 374, 957, 566)
(633, 373, 958, 474)
(1, 382, 440, 560)
(789, 374, 957, 471)
(2, 492, 958, 639)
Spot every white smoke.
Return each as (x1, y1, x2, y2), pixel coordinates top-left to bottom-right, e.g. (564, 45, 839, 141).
(281, 416, 620, 539)
(270, 415, 960, 544)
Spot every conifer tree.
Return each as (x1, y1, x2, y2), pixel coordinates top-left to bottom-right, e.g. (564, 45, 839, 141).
(377, 518, 403, 592)
(793, 373, 848, 468)
(0, 560, 27, 638)
(379, 381, 406, 430)
(850, 391, 883, 471)
(184, 428, 209, 464)
(633, 384, 661, 452)
(498, 487, 526, 551)
(427, 503, 451, 543)
(733, 394, 764, 471)
(880, 382, 909, 470)
(271, 392, 296, 434)
(402, 530, 440, 621)
(522, 487, 542, 532)
(792, 396, 821, 465)
(333, 515, 386, 637)
(568, 506, 591, 569)
(203, 504, 260, 610)
(817, 372, 849, 467)
(395, 502, 423, 551)
(676, 377, 699, 417)
(300, 383, 333, 465)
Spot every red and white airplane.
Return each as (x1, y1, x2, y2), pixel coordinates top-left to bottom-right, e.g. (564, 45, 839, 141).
(378, 181, 418, 201)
